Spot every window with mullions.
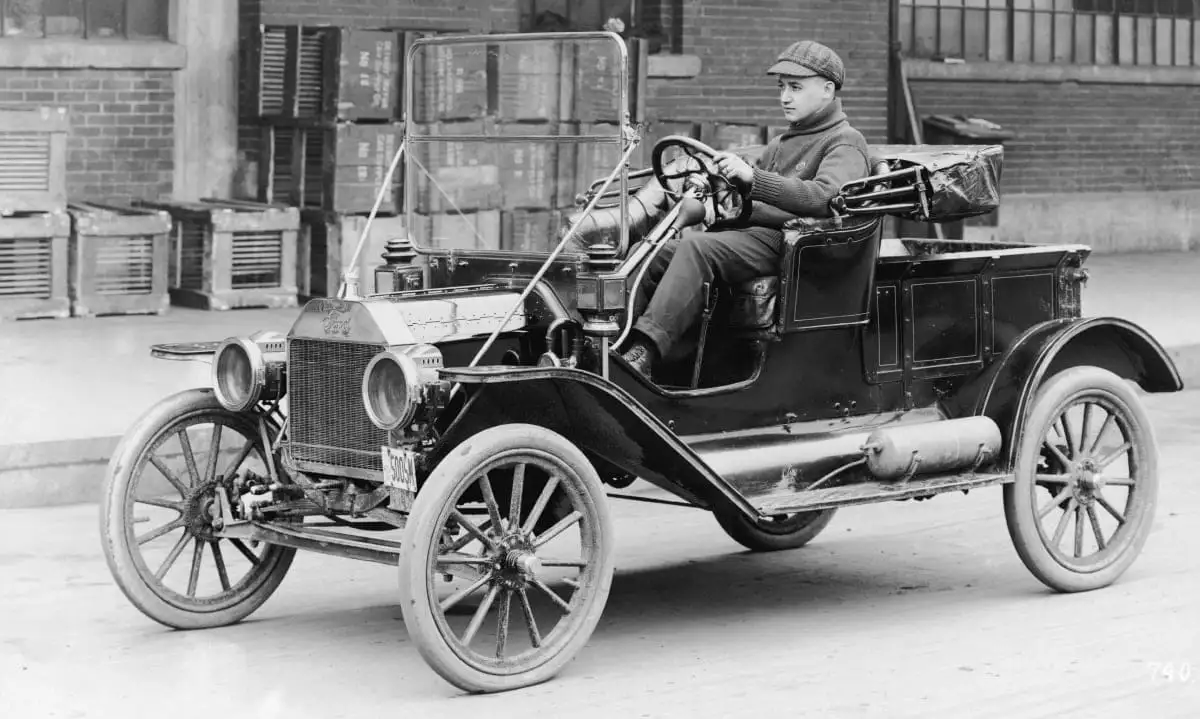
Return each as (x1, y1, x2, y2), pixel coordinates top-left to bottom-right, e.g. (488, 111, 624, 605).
(899, 0, 1199, 66)
(2, 0, 169, 40)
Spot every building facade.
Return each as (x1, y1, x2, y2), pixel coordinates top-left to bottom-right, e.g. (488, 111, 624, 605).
(2, 0, 1194, 252)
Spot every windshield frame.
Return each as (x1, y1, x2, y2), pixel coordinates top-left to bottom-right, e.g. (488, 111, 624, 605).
(402, 31, 632, 260)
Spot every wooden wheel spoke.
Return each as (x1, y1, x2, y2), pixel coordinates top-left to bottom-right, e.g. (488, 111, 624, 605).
(203, 424, 223, 484)
(137, 517, 184, 546)
(532, 510, 582, 549)
(210, 541, 232, 592)
(1095, 441, 1133, 471)
(1050, 498, 1077, 547)
(508, 463, 525, 528)
(1043, 439, 1072, 472)
(495, 589, 513, 658)
(1086, 412, 1115, 456)
(186, 540, 204, 598)
(477, 473, 505, 534)
(440, 573, 493, 613)
(136, 495, 184, 512)
(1059, 413, 1076, 459)
(1086, 505, 1107, 551)
(222, 439, 256, 481)
(1079, 403, 1093, 457)
(540, 558, 588, 568)
(1102, 477, 1135, 486)
(1095, 491, 1127, 524)
(177, 429, 201, 486)
(148, 454, 189, 496)
(154, 533, 191, 580)
(449, 510, 497, 553)
(443, 518, 493, 553)
(563, 578, 581, 590)
(1038, 485, 1074, 519)
(531, 578, 572, 613)
(522, 474, 561, 535)
(460, 584, 500, 648)
(230, 539, 260, 566)
(1073, 504, 1085, 558)
(518, 588, 542, 648)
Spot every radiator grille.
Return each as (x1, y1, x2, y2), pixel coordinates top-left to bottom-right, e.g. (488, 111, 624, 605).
(0, 237, 51, 298)
(231, 231, 283, 289)
(91, 235, 154, 295)
(288, 338, 388, 472)
(0, 132, 51, 191)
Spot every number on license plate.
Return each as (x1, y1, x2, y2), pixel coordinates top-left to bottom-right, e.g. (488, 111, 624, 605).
(381, 446, 418, 493)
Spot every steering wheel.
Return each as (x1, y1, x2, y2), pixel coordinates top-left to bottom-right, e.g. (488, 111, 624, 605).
(651, 136, 753, 229)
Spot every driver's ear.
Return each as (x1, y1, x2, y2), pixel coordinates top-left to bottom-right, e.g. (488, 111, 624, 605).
(823, 80, 836, 100)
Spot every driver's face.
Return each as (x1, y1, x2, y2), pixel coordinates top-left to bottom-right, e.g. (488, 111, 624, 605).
(777, 74, 834, 124)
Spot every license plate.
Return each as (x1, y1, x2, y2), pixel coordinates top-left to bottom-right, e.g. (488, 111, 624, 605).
(381, 445, 418, 493)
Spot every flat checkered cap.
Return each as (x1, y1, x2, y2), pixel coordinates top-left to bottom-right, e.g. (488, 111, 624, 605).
(767, 40, 845, 89)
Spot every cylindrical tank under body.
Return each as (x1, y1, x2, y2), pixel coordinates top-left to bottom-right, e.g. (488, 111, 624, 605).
(862, 416, 1002, 481)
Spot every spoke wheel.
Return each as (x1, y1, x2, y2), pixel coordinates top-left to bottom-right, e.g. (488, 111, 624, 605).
(1003, 367, 1158, 593)
(100, 389, 295, 629)
(399, 424, 614, 693)
(714, 506, 836, 552)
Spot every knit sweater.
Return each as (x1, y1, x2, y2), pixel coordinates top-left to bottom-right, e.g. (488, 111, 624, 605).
(744, 98, 870, 230)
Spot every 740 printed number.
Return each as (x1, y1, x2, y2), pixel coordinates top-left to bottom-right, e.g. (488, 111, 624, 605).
(1148, 662, 1194, 683)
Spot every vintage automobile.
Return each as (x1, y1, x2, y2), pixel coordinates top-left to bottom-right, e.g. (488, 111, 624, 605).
(100, 32, 1181, 694)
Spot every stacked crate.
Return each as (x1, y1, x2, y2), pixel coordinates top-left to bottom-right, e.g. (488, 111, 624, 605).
(135, 199, 299, 311)
(0, 107, 71, 322)
(242, 24, 416, 299)
(67, 202, 172, 318)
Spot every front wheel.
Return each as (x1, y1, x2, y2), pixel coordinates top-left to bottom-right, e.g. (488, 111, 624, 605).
(714, 506, 837, 552)
(100, 389, 295, 629)
(398, 424, 615, 693)
(1003, 366, 1158, 593)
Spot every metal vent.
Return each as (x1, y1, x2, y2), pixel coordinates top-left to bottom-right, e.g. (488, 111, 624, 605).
(288, 338, 389, 472)
(258, 27, 288, 115)
(231, 231, 282, 289)
(0, 132, 51, 191)
(0, 237, 52, 298)
(93, 235, 154, 295)
(177, 223, 206, 290)
(296, 29, 327, 117)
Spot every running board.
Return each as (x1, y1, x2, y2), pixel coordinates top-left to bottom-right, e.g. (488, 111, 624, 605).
(220, 521, 403, 566)
(752, 471, 1012, 515)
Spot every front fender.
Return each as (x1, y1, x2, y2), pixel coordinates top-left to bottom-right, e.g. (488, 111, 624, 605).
(427, 365, 756, 516)
(948, 317, 1181, 470)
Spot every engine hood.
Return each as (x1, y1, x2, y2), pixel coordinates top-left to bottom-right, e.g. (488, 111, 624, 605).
(288, 288, 527, 345)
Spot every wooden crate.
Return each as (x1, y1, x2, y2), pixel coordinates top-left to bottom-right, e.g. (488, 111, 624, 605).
(135, 199, 299, 311)
(0, 107, 68, 215)
(67, 202, 171, 318)
(258, 123, 404, 214)
(0, 211, 70, 321)
(242, 25, 401, 122)
(298, 210, 409, 299)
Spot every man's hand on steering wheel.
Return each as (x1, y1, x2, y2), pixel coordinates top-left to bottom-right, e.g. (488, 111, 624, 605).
(712, 152, 754, 188)
(651, 136, 754, 229)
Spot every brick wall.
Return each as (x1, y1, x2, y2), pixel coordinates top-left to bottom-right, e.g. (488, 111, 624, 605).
(647, 0, 892, 143)
(910, 79, 1200, 195)
(0, 69, 174, 204)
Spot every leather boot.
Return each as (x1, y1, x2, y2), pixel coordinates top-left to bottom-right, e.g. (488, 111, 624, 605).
(620, 340, 657, 379)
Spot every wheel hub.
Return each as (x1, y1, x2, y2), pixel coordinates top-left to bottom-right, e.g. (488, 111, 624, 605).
(1069, 459, 1106, 503)
(182, 478, 227, 540)
(494, 534, 539, 589)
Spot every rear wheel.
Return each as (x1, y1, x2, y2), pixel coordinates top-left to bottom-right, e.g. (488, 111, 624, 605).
(398, 424, 615, 693)
(1003, 367, 1158, 593)
(714, 507, 837, 552)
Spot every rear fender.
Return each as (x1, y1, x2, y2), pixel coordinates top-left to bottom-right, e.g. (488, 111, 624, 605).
(950, 317, 1181, 470)
(427, 366, 756, 516)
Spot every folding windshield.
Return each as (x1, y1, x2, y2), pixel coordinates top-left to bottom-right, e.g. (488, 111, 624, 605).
(403, 32, 630, 255)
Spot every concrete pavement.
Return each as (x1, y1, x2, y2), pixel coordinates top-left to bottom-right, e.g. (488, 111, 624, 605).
(3, 249, 1200, 508)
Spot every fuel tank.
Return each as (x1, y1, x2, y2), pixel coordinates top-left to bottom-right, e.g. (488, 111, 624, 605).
(862, 416, 1002, 481)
